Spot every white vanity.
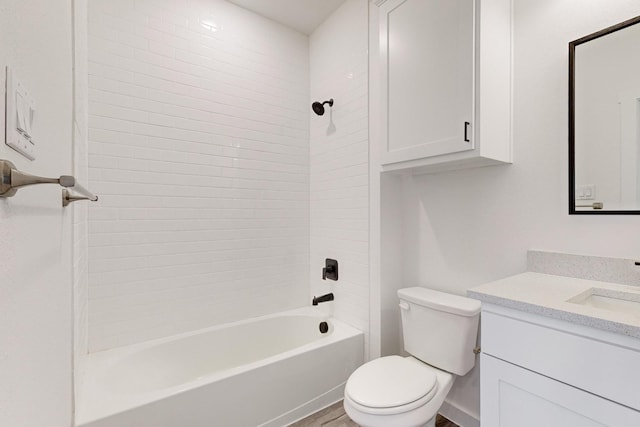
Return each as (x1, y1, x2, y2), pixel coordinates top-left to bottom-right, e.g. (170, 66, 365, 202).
(469, 272, 640, 427)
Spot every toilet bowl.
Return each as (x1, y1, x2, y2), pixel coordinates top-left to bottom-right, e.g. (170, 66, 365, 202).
(344, 287, 481, 427)
(343, 356, 454, 427)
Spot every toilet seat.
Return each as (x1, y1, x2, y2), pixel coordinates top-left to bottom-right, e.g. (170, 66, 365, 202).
(344, 356, 439, 415)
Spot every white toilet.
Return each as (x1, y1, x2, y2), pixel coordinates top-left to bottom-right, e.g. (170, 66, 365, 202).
(343, 287, 481, 427)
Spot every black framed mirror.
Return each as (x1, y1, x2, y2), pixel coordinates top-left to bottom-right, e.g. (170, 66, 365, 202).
(569, 15, 640, 214)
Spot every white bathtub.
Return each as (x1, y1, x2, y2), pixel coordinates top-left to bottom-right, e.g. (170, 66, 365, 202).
(76, 307, 363, 427)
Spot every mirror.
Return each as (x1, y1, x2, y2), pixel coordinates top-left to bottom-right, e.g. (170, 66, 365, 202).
(569, 15, 640, 214)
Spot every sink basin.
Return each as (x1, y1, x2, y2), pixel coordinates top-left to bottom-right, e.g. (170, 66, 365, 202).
(567, 288, 640, 316)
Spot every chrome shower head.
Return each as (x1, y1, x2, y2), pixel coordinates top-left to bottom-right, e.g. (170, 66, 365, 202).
(312, 98, 334, 116)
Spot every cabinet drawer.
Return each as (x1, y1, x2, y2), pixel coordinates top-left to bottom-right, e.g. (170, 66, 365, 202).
(482, 310, 640, 410)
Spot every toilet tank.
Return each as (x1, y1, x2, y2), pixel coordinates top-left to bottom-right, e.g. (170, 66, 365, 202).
(398, 287, 481, 376)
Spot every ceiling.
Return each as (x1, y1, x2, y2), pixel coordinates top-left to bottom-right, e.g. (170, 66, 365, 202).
(226, 0, 347, 35)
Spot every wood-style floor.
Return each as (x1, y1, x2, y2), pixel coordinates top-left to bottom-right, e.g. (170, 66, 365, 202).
(289, 401, 459, 427)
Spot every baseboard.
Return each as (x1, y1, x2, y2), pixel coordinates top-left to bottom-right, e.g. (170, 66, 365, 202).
(259, 382, 345, 427)
(440, 401, 480, 427)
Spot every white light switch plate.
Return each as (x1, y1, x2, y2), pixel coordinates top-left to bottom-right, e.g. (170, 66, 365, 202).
(5, 66, 36, 160)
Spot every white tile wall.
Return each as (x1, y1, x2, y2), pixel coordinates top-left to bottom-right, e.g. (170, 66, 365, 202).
(87, 0, 310, 351)
(309, 0, 370, 353)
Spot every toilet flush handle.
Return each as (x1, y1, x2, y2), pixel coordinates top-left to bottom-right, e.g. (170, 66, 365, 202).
(399, 301, 410, 311)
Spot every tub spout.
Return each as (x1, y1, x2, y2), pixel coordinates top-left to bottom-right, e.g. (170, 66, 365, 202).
(312, 293, 334, 306)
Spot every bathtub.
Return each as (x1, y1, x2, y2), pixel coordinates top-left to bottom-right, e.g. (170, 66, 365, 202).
(76, 307, 364, 427)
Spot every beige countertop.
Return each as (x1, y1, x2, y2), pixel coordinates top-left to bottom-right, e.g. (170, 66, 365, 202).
(468, 272, 640, 338)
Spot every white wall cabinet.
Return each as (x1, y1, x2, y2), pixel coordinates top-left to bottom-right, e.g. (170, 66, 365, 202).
(480, 305, 640, 427)
(371, 0, 512, 173)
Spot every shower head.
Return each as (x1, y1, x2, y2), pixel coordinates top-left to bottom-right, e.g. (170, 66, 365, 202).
(312, 99, 334, 116)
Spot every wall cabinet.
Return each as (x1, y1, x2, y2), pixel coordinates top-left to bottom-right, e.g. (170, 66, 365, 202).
(371, 0, 513, 173)
(480, 305, 640, 427)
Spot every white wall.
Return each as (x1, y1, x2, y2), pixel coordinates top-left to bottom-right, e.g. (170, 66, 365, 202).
(0, 1, 74, 426)
(73, 0, 91, 409)
(381, 0, 640, 424)
(87, 0, 310, 351)
(309, 0, 370, 354)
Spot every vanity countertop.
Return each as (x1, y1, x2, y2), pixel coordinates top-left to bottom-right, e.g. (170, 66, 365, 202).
(468, 272, 640, 338)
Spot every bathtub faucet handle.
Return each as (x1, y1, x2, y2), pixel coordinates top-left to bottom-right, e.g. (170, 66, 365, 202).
(312, 293, 334, 306)
(322, 258, 338, 281)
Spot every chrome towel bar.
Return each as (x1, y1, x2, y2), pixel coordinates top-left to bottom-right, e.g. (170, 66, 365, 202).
(0, 159, 98, 206)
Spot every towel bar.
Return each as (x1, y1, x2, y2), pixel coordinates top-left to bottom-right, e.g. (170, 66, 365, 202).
(0, 159, 98, 206)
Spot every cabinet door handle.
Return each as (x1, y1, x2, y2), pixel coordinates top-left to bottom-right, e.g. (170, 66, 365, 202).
(464, 121, 471, 142)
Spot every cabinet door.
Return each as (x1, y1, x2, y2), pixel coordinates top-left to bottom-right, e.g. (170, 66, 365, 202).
(379, 0, 474, 165)
(481, 354, 640, 427)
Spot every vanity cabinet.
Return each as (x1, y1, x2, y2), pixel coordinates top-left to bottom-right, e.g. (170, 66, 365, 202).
(480, 305, 640, 427)
(371, 0, 512, 173)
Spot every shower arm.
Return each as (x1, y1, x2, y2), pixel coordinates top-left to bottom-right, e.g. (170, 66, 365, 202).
(0, 159, 98, 205)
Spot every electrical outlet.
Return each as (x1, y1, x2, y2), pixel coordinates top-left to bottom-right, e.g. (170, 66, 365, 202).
(576, 184, 596, 200)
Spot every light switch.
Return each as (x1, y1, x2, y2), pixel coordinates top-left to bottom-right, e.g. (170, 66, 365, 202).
(16, 92, 27, 134)
(25, 103, 34, 136)
(5, 67, 35, 160)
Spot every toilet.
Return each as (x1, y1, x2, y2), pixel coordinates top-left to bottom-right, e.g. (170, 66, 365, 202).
(343, 287, 481, 427)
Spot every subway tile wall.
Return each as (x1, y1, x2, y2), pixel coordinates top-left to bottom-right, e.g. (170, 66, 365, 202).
(87, 0, 310, 351)
(309, 0, 369, 354)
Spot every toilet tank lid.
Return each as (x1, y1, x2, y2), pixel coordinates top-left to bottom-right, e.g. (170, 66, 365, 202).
(398, 287, 481, 317)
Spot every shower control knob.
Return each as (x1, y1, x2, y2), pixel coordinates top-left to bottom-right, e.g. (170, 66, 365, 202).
(322, 258, 338, 281)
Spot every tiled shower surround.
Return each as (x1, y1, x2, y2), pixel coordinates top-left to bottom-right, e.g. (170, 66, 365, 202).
(87, 0, 311, 351)
(309, 0, 369, 352)
(87, 0, 369, 352)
